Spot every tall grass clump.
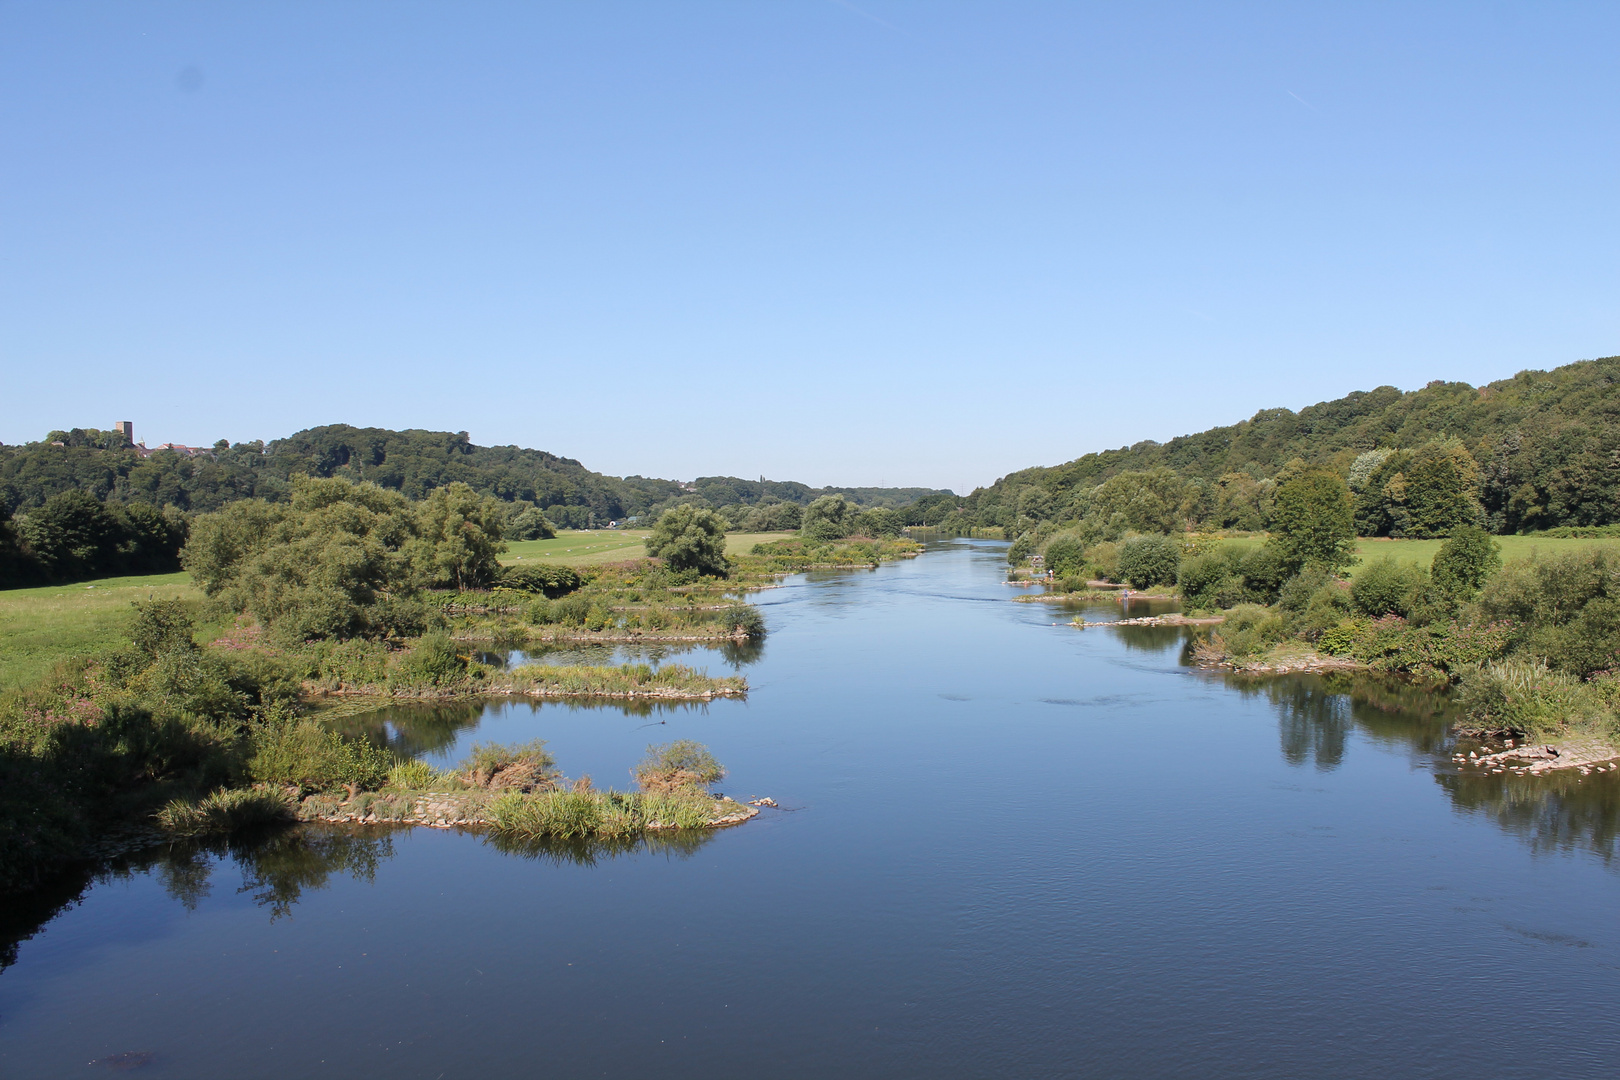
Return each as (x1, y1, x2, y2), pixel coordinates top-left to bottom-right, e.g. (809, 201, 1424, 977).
(1454, 660, 1619, 741)
(156, 786, 295, 836)
(460, 739, 560, 791)
(386, 758, 455, 791)
(633, 739, 726, 792)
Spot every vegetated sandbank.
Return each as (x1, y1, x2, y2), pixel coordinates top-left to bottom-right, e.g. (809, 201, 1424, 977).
(223, 740, 769, 843)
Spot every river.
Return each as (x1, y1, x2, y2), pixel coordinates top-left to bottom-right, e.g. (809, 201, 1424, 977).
(4, 539, 1618, 1078)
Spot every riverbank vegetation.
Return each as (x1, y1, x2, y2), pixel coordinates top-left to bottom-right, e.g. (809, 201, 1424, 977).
(0, 588, 749, 890)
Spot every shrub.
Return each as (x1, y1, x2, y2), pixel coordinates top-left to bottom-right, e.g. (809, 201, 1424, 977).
(248, 719, 392, 793)
(1454, 660, 1612, 740)
(633, 740, 725, 793)
(130, 599, 197, 658)
(508, 506, 556, 541)
(721, 605, 766, 639)
(1352, 558, 1429, 618)
(497, 562, 583, 597)
(1430, 525, 1501, 601)
(1213, 603, 1289, 658)
(645, 506, 729, 577)
(1117, 535, 1181, 589)
(1178, 552, 1239, 613)
(801, 495, 856, 542)
(1042, 533, 1088, 578)
(393, 633, 467, 687)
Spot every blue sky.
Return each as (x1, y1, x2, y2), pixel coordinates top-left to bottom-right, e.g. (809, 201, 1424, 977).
(2, 1, 1616, 493)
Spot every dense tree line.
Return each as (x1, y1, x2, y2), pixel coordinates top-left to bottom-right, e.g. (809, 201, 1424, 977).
(952, 355, 1620, 540)
(0, 424, 950, 587)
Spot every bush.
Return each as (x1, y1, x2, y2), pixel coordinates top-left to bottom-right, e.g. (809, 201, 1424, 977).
(1042, 533, 1088, 578)
(1117, 535, 1181, 589)
(1454, 660, 1613, 740)
(497, 562, 583, 597)
(130, 599, 197, 658)
(461, 739, 560, 791)
(248, 719, 392, 793)
(393, 633, 467, 687)
(1333, 615, 1513, 677)
(1214, 603, 1289, 657)
(508, 506, 556, 541)
(1352, 558, 1429, 618)
(721, 604, 766, 639)
(1430, 526, 1501, 601)
(1178, 552, 1238, 613)
(802, 495, 856, 542)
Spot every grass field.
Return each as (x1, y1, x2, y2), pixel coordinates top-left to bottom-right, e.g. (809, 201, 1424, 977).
(1352, 535, 1620, 576)
(501, 530, 788, 567)
(0, 572, 213, 692)
(1213, 534, 1620, 577)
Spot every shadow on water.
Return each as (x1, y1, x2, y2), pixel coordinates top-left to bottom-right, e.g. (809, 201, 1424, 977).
(1215, 669, 1620, 860)
(1439, 769, 1620, 863)
(0, 822, 725, 973)
(1216, 670, 1454, 772)
(0, 825, 394, 971)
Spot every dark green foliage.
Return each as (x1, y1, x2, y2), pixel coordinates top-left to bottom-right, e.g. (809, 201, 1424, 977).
(506, 506, 556, 540)
(1476, 549, 1620, 677)
(1351, 558, 1430, 619)
(644, 506, 728, 577)
(721, 604, 766, 639)
(801, 495, 856, 541)
(855, 507, 904, 538)
(2, 490, 187, 586)
(1178, 551, 1242, 612)
(950, 356, 1620, 536)
(182, 475, 424, 641)
(129, 599, 197, 658)
(394, 634, 467, 687)
(1116, 535, 1181, 588)
(1431, 525, 1501, 601)
(497, 562, 583, 597)
(1042, 534, 1088, 577)
(1214, 604, 1290, 657)
(1269, 471, 1355, 573)
(411, 482, 506, 590)
(1320, 617, 1514, 679)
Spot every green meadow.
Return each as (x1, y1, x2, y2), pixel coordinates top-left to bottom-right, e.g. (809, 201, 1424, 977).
(0, 572, 215, 691)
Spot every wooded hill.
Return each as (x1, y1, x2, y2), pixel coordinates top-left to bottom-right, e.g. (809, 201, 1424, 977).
(0, 423, 950, 525)
(951, 355, 1620, 538)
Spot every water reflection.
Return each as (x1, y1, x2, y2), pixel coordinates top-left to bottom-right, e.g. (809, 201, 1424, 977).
(478, 636, 764, 672)
(482, 828, 717, 867)
(1, 821, 725, 971)
(1439, 769, 1620, 863)
(331, 697, 716, 760)
(1219, 671, 1454, 772)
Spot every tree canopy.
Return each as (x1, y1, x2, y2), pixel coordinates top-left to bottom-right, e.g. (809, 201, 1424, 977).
(644, 506, 729, 577)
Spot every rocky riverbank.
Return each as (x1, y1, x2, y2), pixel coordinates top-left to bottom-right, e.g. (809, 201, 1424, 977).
(1452, 738, 1620, 776)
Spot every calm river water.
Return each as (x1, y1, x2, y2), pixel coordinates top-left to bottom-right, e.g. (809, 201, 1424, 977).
(4, 539, 1619, 1078)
